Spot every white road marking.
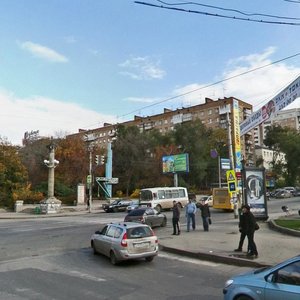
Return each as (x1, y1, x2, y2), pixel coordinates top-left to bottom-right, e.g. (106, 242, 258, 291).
(158, 252, 220, 267)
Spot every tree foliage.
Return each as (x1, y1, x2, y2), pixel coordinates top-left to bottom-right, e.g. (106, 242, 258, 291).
(264, 125, 300, 186)
(0, 137, 28, 207)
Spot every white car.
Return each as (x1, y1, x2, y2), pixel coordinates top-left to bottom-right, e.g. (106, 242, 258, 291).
(197, 195, 213, 207)
(91, 222, 158, 265)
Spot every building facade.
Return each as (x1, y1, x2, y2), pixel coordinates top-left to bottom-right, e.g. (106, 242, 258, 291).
(254, 108, 300, 147)
(68, 97, 254, 169)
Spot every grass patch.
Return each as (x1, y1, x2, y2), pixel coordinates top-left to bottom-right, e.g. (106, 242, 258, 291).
(274, 219, 300, 231)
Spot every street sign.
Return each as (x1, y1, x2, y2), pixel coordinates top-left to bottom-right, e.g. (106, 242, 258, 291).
(107, 178, 119, 184)
(96, 177, 109, 181)
(226, 170, 236, 194)
(96, 177, 119, 184)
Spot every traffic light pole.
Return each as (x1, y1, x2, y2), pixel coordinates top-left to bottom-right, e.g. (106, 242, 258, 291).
(89, 148, 93, 213)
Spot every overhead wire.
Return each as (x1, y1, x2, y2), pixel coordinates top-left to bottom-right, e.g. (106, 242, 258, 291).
(134, 1, 300, 25)
(156, 0, 300, 20)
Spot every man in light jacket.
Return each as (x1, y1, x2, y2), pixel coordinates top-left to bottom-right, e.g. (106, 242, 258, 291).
(185, 199, 197, 232)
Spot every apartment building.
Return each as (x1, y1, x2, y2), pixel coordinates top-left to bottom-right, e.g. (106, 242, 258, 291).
(68, 96, 254, 168)
(254, 108, 300, 147)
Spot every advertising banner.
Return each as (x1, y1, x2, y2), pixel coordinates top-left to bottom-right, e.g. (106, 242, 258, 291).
(233, 99, 242, 170)
(162, 153, 189, 173)
(240, 75, 300, 135)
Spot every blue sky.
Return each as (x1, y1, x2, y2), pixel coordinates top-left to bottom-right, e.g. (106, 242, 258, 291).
(1, 0, 300, 145)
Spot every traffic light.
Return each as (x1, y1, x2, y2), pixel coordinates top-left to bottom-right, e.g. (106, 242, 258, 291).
(95, 155, 100, 165)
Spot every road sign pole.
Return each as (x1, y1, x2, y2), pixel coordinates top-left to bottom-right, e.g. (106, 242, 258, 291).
(88, 148, 92, 213)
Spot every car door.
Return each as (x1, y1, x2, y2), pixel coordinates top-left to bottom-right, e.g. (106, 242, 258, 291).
(101, 225, 116, 257)
(144, 208, 156, 227)
(93, 225, 108, 254)
(264, 261, 300, 300)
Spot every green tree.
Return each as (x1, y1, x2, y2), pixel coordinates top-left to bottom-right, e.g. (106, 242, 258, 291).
(0, 137, 28, 207)
(264, 125, 300, 186)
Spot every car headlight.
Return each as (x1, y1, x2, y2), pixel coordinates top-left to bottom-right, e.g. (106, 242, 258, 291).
(224, 279, 234, 288)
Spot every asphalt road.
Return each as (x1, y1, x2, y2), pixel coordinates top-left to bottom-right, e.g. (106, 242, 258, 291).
(0, 214, 250, 300)
(0, 196, 298, 299)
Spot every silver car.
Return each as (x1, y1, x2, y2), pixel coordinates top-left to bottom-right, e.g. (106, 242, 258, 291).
(91, 222, 158, 265)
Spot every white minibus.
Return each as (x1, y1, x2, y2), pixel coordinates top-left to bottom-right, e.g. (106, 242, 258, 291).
(139, 187, 188, 212)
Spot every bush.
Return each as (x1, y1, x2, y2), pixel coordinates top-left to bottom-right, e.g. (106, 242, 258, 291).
(130, 189, 140, 199)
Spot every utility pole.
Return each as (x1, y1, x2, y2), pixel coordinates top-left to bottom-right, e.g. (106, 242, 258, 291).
(88, 146, 93, 213)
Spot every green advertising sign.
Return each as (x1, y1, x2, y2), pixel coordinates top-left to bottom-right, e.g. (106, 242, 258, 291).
(162, 153, 189, 173)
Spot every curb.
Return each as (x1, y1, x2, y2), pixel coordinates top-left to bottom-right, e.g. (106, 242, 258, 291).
(268, 219, 300, 237)
(159, 245, 269, 268)
(0, 210, 104, 219)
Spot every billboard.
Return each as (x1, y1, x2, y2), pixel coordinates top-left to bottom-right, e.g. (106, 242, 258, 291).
(162, 153, 189, 173)
(240, 75, 300, 135)
(243, 167, 268, 220)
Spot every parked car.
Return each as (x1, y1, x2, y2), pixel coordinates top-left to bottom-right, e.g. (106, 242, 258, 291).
(294, 189, 300, 197)
(91, 222, 158, 265)
(102, 199, 131, 213)
(284, 187, 296, 196)
(196, 195, 213, 207)
(124, 207, 167, 228)
(223, 255, 300, 300)
(274, 189, 292, 199)
(126, 200, 140, 213)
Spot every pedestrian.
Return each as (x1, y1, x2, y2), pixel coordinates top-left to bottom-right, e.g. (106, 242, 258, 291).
(185, 198, 197, 232)
(172, 201, 181, 235)
(240, 204, 258, 258)
(199, 199, 211, 231)
(234, 209, 249, 252)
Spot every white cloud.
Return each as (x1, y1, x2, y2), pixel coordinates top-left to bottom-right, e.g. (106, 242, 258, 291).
(20, 41, 68, 63)
(172, 48, 300, 111)
(119, 56, 166, 80)
(124, 96, 160, 103)
(0, 89, 117, 145)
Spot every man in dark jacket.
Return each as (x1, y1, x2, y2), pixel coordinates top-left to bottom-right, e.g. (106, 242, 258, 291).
(199, 199, 211, 231)
(240, 204, 258, 257)
(172, 201, 181, 235)
(234, 210, 248, 252)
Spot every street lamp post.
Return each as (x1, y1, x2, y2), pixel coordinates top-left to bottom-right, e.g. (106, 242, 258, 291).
(40, 140, 61, 214)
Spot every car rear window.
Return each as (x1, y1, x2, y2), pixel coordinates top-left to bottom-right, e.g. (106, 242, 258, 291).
(127, 226, 152, 239)
(128, 209, 145, 216)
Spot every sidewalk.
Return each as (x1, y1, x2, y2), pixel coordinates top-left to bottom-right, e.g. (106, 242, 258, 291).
(1, 204, 299, 268)
(157, 213, 300, 268)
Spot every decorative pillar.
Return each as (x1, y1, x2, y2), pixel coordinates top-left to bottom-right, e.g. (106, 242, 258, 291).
(40, 140, 61, 214)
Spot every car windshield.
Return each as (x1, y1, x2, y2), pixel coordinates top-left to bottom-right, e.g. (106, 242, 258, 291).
(127, 226, 152, 238)
(111, 200, 120, 205)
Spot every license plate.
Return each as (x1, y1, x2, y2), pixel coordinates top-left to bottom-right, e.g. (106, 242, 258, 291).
(134, 242, 150, 249)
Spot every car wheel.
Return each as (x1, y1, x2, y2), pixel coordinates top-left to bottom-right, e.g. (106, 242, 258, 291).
(113, 207, 118, 213)
(145, 256, 154, 262)
(161, 217, 167, 227)
(155, 205, 162, 213)
(91, 241, 97, 255)
(110, 251, 118, 265)
(236, 296, 253, 300)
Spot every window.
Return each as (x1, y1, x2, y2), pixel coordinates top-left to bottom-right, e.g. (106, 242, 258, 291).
(114, 227, 123, 238)
(208, 109, 212, 115)
(106, 226, 117, 237)
(100, 225, 108, 235)
(276, 261, 300, 286)
(158, 190, 165, 199)
(127, 226, 152, 238)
